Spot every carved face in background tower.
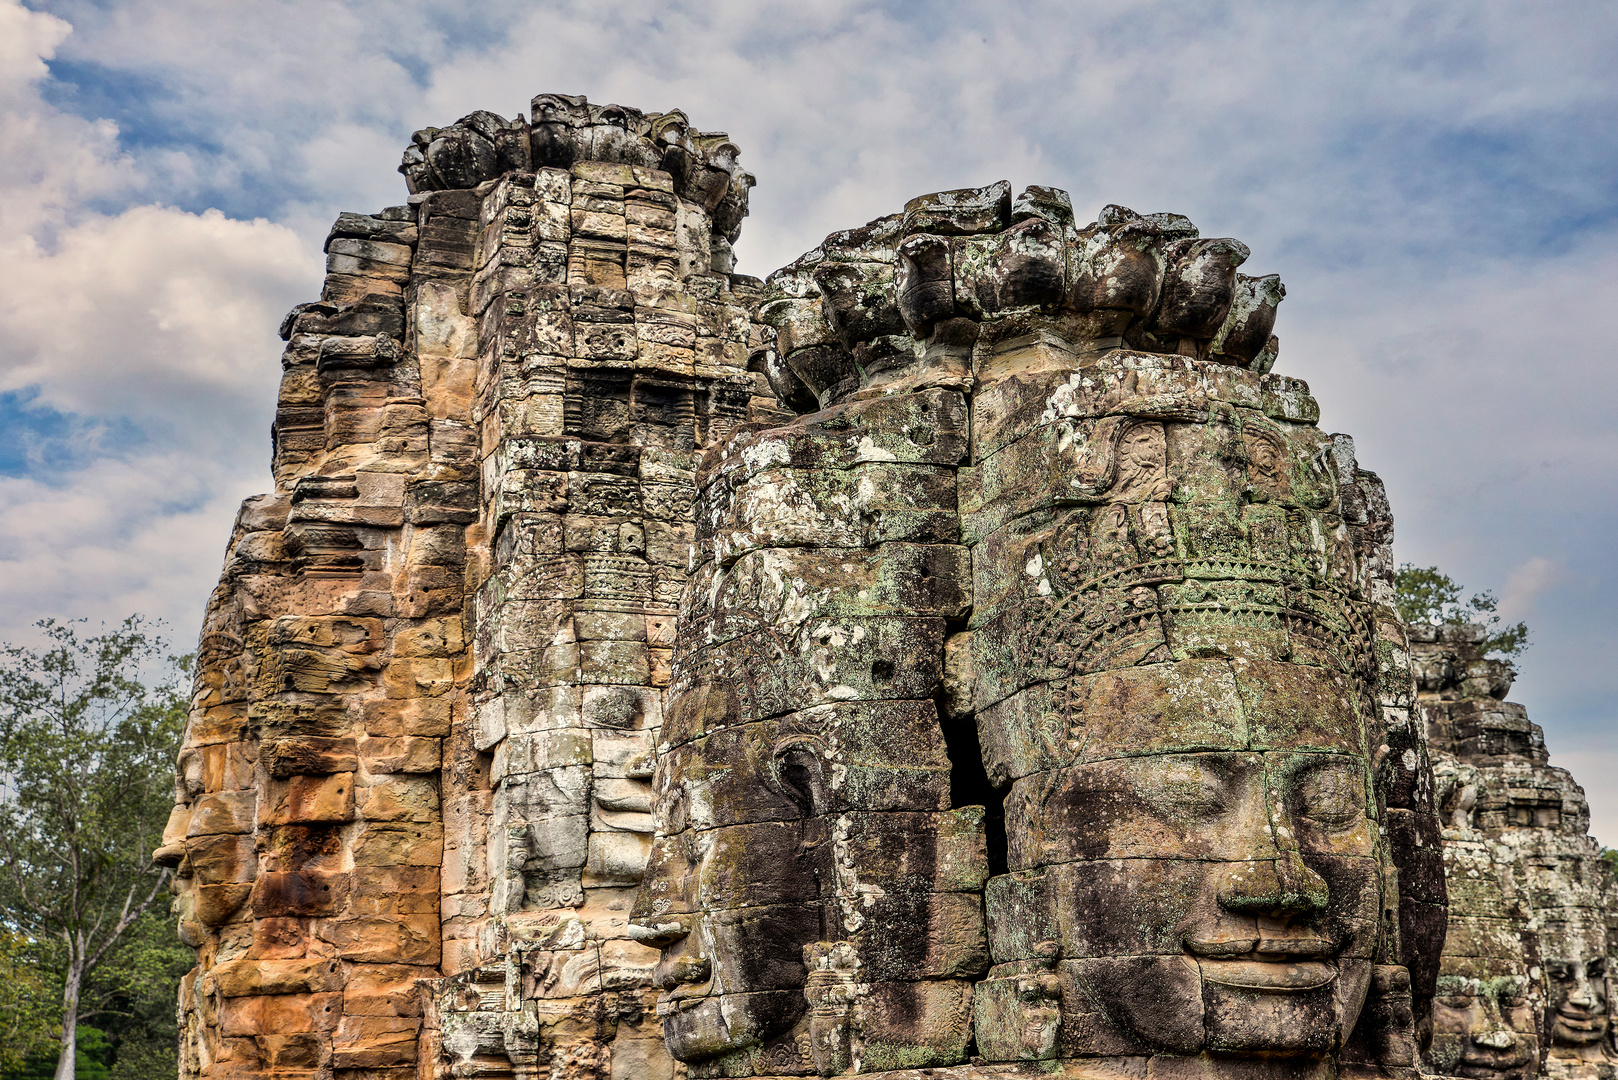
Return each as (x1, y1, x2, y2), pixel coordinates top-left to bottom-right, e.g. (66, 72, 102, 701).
(631, 681, 829, 1066)
(1431, 972, 1540, 1080)
(630, 547, 985, 1077)
(1547, 953, 1608, 1048)
(1424, 837, 1543, 1080)
(1540, 916, 1613, 1059)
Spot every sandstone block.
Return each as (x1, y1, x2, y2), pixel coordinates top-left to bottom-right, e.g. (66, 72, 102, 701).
(219, 992, 342, 1036)
(258, 773, 355, 826)
(184, 834, 258, 886)
(247, 917, 307, 960)
(343, 964, 435, 1016)
(351, 822, 444, 867)
(188, 790, 257, 836)
(346, 865, 440, 916)
(318, 914, 441, 965)
(585, 830, 652, 886)
(327, 251, 412, 283)
(263, 737, 359, 778)
(195, 883, 253, 927)
(358, 736, 442, 774)
(328, 237, 413, 267)
(357, 775, 441, 822)
(211, 957, 343, 997)
(249, 870, 348, 917)
(331, 1014, 420, 1067)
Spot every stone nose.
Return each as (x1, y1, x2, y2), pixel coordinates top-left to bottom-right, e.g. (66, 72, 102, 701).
(1473, 1025, 1519, 1050)
(629, 833, 697, 929)
(1216, 850, 1329, 918)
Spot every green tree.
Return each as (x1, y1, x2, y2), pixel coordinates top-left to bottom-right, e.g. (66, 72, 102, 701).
(0, 927, 60, 1072)
(95, 908, 190, 1080)
(1393, 564, 1531, 659)
(0, 619, 187, 1080)
(0, 911, 186, 1080)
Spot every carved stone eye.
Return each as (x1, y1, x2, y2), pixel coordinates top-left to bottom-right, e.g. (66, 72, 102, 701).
(1294, 761, 1363, 829)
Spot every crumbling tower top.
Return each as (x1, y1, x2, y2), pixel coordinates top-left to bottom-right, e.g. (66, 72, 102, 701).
(399, 94, 755, 274)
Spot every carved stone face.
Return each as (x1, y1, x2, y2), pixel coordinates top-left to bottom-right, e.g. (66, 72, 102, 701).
(1430, 971, 1540, 1080)
(982, 658, 1385, 1060)
(1547, 954, 1609, 1047)
(636, 824, 820, 1062)
(631, 605, 979, 1073)
(631, 710, 825, 1065)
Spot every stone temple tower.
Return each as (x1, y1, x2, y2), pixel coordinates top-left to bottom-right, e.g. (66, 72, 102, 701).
(156, 96, 778, 1078)
(160, 90, 1618, 1080)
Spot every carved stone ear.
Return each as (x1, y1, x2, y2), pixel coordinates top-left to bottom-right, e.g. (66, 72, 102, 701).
(768, 738, 834, 818)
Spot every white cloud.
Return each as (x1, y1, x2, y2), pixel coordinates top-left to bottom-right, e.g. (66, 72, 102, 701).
(0, 204, 311, 431)
(0, 199, 308, 647)
(1499, 556, 1566, 622)
(0, 0, 67, 92)
(1274, 233, 1618, 761)
(0, 0, 310, 649)
(0, 454, 255, 650)
(0, 0, 131, 240)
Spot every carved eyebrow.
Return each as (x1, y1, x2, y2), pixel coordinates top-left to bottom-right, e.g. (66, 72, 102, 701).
(1271, 754, 1366, 793)
(1130, 754, 1245, 816)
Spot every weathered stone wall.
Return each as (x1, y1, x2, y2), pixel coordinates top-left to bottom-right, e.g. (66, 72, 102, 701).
(158, 97, 774, 1080)
(426, 157, 771, 1078)
(155, 189, 471, 1075)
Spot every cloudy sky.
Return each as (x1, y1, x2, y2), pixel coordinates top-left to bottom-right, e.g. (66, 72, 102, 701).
(2, 0, 1614, 833)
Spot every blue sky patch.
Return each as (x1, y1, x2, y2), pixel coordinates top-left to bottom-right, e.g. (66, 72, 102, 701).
(0, 388, 148, 479)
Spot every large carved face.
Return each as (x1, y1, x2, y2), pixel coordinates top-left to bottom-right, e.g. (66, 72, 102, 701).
(982, 657, 1385, 1060)
(1547, 952, 1608, 1048)
(630, 689, 827, 1065)
(1430, 969, 1540, 1080)
(1424, 834, 1543, 1080)
(631, 659, 977, 1074)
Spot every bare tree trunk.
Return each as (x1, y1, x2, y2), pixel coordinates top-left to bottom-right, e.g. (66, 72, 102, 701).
(54, 954, 82, 1080)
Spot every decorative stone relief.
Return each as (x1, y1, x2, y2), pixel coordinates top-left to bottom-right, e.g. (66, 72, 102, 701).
(629, 183, 1442, 1079)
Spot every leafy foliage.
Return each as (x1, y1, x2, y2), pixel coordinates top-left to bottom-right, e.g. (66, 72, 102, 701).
(0, 618, 189, 1080)
(97, 910, 188, 1080)
(0, 913, 185, 1080)
(0, 928, 60, 1072)
(4, 1026, 112, 1080)
(1394, 564, 1531, 659)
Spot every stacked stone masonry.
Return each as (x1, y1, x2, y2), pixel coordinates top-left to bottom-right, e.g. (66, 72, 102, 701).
(159, 93, 1618, 1080)
(1416, 625, 1618, 1080)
